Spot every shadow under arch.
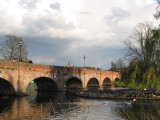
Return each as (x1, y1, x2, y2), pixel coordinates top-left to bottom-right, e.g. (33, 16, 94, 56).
(0, 77, 15, 95)
(87, 77, 99, 89)
(65, 77, 83, 89)
(103, 77, 112, 86)
(115, 77, 120, 82)
(26, 77, 58, 101)
(26, 77, 58, 93)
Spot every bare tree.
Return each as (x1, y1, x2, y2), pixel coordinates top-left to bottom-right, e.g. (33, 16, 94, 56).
(154, 0, 160, 20)
(110, 61, 116, 71)
(124, 22, 159, 63)
(0, 35, 28, 61)
(116, 58, 125, 70)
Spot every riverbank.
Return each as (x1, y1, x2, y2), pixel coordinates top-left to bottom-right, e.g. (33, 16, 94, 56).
(76, 88, 160, 100)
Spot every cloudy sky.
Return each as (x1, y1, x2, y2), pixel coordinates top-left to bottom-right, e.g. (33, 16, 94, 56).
(0, 0, 159, 69)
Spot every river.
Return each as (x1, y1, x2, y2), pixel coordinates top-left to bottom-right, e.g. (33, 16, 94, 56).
(0, 88, 160, 120)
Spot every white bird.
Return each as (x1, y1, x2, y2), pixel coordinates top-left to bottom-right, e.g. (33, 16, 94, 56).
(103, 101, 109, 104)
(133, 98, 136, 102)
(123, 101, 132, 105)
(2, 96, 8, 99)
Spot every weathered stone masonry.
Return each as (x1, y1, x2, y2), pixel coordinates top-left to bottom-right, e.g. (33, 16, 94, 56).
(0, 60, 120, 95)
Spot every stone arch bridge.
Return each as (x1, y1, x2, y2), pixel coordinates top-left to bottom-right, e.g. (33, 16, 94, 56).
(0, 60, 120, 95)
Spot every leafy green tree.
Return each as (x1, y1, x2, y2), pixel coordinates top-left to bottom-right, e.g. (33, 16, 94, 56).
(0, 35, 28, 61)
(121, 22, 160, 89)
(120, 1, 160, 89)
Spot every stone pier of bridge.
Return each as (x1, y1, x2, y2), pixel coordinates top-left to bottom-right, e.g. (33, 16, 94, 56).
(0, 60, 120, 95)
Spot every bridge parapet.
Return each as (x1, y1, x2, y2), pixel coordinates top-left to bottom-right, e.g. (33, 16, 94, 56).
(0, 60, 120, 95)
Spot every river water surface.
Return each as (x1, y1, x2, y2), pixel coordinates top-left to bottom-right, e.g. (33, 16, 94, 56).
(0, 88, 160, 120)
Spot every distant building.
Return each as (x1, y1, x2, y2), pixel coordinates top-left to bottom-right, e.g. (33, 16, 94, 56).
(66, 61, 71, 67)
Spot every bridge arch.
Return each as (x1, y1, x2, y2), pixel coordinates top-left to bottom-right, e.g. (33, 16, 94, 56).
(65, 77, 83, 89)
(87, 77, 99, 88)
(115, 77, 120, 82)
(0, 78, 15, 95)
(26, 77, 58, 92)
(103, 77, 112, 86)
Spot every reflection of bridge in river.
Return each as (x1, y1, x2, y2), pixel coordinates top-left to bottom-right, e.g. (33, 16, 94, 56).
(0, 60, 120, 95)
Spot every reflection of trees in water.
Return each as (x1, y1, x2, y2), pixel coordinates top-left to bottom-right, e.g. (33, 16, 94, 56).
(117, 101, 160, 120)
(27, 88, 81, 103)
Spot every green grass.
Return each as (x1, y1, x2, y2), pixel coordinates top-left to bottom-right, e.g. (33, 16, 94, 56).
(113, 81, 126, 87)
(10, 68, 14, 71)
(118, 101, 160, 120)
(0, 66, 14, 71)
(0, 66, 4, 69)
(113, 81, 152, 90)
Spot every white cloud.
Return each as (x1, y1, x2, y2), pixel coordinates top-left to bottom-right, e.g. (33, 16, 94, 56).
(33, 58, 56, 65)
(21, 11, 76, 36)
(106, 8, 130, 25)
(19, 0, 40, 10)
(50, 2, 61, 12)
(0, 0, 158, 69)
(0, 0, 157, 44)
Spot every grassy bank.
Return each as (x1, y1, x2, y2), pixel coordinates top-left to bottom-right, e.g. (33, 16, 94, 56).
(113, 81, 159, 90)
(118, 101, 160, 120)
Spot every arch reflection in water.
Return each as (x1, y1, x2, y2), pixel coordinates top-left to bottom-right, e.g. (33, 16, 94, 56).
(0, 96, 15, 113)
(26, 77, 58, 101)
(3, 89, 160, 120)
